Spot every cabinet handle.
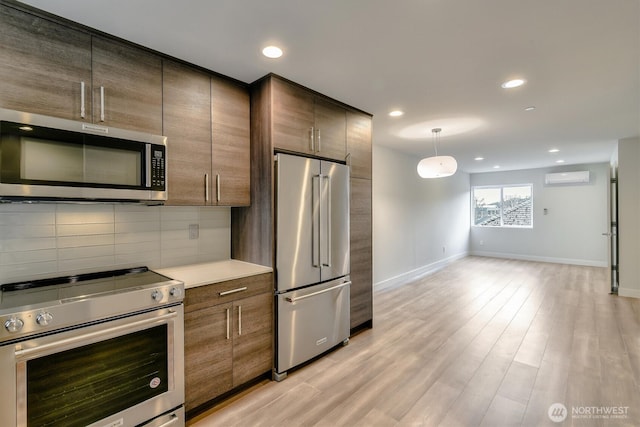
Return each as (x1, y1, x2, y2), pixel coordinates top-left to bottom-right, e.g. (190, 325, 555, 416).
(309, 127, 315, 152)
(99, 86, 105, 122)
(216, 174, 221, 203)
(226, 308, 230, 340)
(219, 286, 248, 296)
(238, 305, 242, 336)
(80, 81, 86, 119)
(317, 128, 321, 153)
(204, 173, 210, 202)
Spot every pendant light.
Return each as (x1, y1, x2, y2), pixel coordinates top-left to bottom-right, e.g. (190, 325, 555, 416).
(417, 127, 457, 178)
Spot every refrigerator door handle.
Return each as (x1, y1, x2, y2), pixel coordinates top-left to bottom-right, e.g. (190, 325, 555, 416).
(322, 175, 332, 267)
(285, 281, 351, 303)
(312, 175, 321, 268)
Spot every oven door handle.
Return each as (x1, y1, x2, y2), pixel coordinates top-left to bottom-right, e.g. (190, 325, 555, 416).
(14, 310, 179, 360)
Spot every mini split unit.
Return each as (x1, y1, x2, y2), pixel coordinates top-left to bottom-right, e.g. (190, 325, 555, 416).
(544, 171, 590, 185)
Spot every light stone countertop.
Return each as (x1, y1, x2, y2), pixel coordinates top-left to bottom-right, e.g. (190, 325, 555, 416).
(156, 260, 272, 289)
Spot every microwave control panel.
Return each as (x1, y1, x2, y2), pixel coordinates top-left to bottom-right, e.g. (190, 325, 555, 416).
(150, 147, 166, 190)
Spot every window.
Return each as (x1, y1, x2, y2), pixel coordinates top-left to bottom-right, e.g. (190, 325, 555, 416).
(472, 185, 533, 227)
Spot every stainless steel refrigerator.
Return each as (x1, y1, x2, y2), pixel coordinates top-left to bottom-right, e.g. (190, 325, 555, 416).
(274, 153, 350, 380)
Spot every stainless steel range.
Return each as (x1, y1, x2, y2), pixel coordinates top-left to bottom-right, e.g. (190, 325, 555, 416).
(0, 267, 185, 427)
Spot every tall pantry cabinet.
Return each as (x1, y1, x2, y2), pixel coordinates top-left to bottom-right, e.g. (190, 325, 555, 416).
(232, 74, 373, 331)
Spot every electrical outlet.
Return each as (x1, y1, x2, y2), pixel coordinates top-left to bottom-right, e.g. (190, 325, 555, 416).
(189, 224, 199, 240)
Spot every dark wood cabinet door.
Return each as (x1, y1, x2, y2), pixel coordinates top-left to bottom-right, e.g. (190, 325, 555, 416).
(314, 98, 347, 161)
(211, 76, 251, 206)
(347, 111, 373, 179)
(0, 4, 92, 120)
(350, 177, 373, 329)
(232, 292, 273, 386)
(92, 37, 163, 134)
(271, 77, 315, 155)
(184, 302, 233, 412)
(162, 60, 212, 205)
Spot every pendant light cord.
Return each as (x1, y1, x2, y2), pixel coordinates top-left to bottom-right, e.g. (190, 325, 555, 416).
(432, 127, 442, 156)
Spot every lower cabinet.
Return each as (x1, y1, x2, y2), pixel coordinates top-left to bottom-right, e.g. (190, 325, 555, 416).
(184, 273, 273, 413)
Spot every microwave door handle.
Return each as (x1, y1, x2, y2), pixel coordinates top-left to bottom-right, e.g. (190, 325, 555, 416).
(145, 144, 152, 188)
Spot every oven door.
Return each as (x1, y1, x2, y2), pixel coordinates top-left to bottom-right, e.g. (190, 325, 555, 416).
(0, 305, 184, 427)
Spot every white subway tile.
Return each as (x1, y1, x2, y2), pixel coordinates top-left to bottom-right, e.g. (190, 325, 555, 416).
(56, 223, 115, 237)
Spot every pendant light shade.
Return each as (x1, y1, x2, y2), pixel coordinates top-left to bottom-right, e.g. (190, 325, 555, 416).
(417, 127, 458, 178)
(417, 155, 458, 178)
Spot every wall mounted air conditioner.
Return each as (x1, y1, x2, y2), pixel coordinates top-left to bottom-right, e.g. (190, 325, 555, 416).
(544, 171, 590, 185)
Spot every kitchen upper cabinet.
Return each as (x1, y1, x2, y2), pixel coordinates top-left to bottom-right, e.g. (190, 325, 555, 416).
(0, 3, 92, 121)
(164, 61, 251, 206)
(0, 4, 163, 135)
(211, 76, 251, 206)
(91, 37, 163, 134)
(162, 60, 212, 206)
(184, 273, 273, 413)
(271, 77, 346, 161)
(347, 111, 373, 180)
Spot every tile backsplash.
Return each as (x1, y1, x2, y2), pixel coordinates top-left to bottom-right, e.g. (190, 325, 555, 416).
(0, 203, 231, 283)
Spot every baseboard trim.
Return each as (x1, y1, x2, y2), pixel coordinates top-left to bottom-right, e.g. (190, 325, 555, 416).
(374, 252, 468, 292)
(618, 287, 640, 299)
(470, 251, 608, 268)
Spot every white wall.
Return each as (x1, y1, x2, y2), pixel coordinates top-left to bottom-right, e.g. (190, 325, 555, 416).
(0, 204, 230, 283)
(470, 163, 609, 267)
(617, 137, 640, 298)
(373, 145, 470, 289)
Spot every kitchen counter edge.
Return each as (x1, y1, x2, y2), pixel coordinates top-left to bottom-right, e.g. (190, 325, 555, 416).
(156, 260, 272, 289)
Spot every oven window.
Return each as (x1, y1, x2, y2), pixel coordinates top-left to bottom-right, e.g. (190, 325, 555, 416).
(26, 324, 168, 427)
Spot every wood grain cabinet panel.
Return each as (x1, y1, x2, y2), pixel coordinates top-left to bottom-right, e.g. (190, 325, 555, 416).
(0, 3, 92, 120)
(162, 60, 212, 206)
(271, 77, 346, 161)
(232, 292, 273, 386)
(184, 302, 233, 412)
(184, 273, 273, 413)
(211, 76, 251, 206)
(271, 77, 315, 156)
(91, 37, 163, 134)
(347, 111, 373, 180)
(350, 177, 373, 329)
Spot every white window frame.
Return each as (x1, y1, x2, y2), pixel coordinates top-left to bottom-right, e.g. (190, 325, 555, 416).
(471, 184, 534, 228)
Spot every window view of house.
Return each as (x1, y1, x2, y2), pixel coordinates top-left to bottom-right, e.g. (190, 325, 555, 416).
(472, 185, 533, 227)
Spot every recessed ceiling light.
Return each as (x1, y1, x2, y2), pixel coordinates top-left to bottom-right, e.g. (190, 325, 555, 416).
(524, 106, 536, 111)
(493, 165, 501, 169)
(501, 79, 526, 89)
(262, 45, 283, 58)
(389, 110, 404, 117)
(474, 157, 484, 161)
(548, 148, 560, 153)
(556, 159, 565, 163)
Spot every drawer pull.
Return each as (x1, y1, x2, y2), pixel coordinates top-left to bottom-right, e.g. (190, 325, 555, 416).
(219, 286, 248, 296)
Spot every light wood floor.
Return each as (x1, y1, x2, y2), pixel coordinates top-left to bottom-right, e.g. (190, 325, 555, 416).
(188, 257, 640, 426)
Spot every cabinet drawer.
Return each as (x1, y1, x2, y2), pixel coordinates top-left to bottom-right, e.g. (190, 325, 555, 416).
(185, 272, 272, 313)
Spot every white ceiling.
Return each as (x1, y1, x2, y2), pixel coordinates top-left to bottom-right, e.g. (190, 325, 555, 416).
(19, 0, 640, 173)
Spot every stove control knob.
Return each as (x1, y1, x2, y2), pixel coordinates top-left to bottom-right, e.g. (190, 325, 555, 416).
(4, 317, 24, 333)
(36, 312, 53, 326)
(151, 290, 164, 302)
(170, 287, 183, 298)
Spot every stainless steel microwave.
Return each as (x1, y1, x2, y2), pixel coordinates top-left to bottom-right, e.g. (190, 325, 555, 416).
(0, 108, 167, 203)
